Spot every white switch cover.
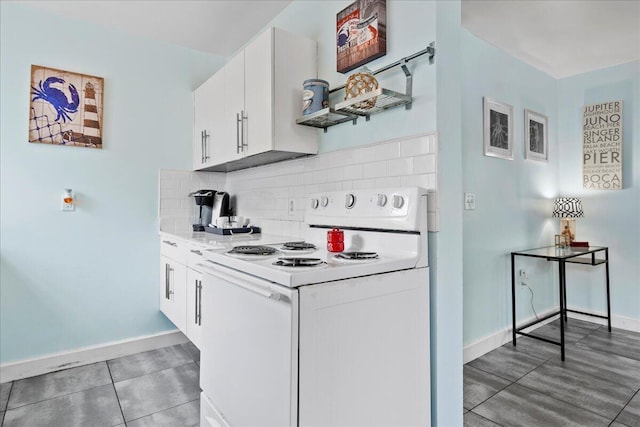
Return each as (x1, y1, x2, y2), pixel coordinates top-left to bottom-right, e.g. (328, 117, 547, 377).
(61, 201, 75, 211)
(464, 193, 476, 210)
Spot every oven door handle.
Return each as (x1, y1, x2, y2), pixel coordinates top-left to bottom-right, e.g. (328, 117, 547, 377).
(197, 263, 289, 303)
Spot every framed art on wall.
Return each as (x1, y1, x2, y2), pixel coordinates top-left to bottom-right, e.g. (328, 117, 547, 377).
(29, 65, 104, 148)
(483, 97, 513, 160)
(336, 0, 387, 74)
(524, 109, 548, 162)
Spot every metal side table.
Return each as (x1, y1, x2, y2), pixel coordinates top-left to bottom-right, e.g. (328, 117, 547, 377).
(510, 246, 611, 360)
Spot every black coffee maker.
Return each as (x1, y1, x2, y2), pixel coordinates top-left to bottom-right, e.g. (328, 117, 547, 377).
(189, 190, 215, 231)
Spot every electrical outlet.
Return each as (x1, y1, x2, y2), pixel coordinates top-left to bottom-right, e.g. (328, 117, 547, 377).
(464, 192, 476, 210)
(289, 199, 295, 213)
(519, 269, 528, 286)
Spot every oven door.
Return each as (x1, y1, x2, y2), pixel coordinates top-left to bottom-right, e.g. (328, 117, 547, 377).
(198, 261, 299, 427)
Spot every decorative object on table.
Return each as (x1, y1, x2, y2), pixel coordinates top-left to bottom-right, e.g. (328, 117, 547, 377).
(570, 241, 589, 248)
(555, 234, 570, 248)
(583, 100, 623, 190)
(302, 79, 329, 116)
(344, 66, 379, 109)
(29, 65, 104, 148)
(524, 109, 548, 162)
(552, 197, 584, 243)
(483, 97, 513, 160)
(336, 0, 387, 74)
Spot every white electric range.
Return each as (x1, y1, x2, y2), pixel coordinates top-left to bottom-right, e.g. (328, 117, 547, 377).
(198, 187, 431, 427)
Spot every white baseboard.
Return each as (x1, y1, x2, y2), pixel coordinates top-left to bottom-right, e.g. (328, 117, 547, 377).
(0, 330, 188, 383)
(463, 308, 559, 364)
(463, 308, 640, 364)
(566, 307, 640, 333)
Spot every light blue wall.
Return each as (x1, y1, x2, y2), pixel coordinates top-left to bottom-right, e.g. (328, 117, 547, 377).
(461, 29, 560, 345)
(0, 2, 224, 363)
(557, 62, 640, 321)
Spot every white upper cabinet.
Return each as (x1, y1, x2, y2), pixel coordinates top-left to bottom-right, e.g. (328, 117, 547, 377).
(193, 69, 225, 170)
(193, 27, 318, 172)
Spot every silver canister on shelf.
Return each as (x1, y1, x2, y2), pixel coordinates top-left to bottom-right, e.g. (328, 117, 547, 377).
(302, 79, 329, 115)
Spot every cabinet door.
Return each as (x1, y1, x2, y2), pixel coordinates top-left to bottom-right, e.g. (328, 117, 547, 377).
(160, 255, 187, 332)
(194, 71, 225, 170)
(244, 28, 274, 157)
(186, 268, 204, 349)
(223, 52, 246, 162)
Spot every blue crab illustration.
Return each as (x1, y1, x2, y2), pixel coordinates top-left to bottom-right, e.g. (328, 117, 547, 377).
(31, 77, 80, 123)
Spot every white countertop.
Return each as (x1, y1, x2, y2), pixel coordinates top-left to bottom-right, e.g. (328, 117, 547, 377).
(159, 230, 300, 250)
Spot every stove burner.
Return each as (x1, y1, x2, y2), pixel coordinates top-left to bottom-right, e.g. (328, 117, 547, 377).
(228, 245, 278, 256)
(273, 257, 325, 267)
(282, 242, 317, 250)
(335, 252, 379, 260)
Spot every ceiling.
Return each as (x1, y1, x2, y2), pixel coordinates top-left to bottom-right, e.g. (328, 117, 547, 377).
(462, 0, 640, 78)
(13, 0, 640, 77)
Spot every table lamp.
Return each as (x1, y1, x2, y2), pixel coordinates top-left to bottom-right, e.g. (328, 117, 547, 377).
(552, 197, 584, 243)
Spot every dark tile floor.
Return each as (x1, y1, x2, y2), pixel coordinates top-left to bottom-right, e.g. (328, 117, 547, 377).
(0, 342, 200, 427)
(464, 318, 640, 427)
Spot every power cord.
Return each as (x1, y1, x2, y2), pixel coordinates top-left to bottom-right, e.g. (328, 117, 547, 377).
(523, 283, 539, 320)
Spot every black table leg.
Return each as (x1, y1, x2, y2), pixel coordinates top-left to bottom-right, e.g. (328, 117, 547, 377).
(511, 253, 517, 346)
(559, 260, 566, 361)
(605, 248, 611, 332)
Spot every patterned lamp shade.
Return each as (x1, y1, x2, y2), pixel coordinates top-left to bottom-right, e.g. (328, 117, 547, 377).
(552, 198, 584, 218)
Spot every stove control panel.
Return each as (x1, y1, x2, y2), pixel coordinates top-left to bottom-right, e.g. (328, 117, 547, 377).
(306, 187, 427, 231)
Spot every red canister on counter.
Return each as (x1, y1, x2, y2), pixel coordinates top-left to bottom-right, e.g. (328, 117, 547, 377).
(327, 227, 344, 252)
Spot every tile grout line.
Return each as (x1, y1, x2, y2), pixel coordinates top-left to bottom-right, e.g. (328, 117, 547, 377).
(609, 387, 639, 426)
(467, 409, 507, 427)
(514, 368, 624, 424)
(1, 382, 13, 427)
(105, 360, 127, 425)
(123, 398, 200, 425)
(4, 380, 112, 411)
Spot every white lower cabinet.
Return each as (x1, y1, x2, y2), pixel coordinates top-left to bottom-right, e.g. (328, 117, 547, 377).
(159, 254, 187, 332)
(159, 237, 203, 347)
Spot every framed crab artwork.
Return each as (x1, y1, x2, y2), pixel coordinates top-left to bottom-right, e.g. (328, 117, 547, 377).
(29, 65, 104, 148)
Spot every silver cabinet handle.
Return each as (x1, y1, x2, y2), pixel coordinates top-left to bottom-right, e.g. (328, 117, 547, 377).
(240, 110, 247, 152)
(236, 112, 241, 154)
(165, 264, 170, 299)
(162, 240, 178, 247)
(201, 130, 205, 163)
(194, 279, 199, 324)
(198, 280, 203, 325)
(203, 130, 210, 161)
(168, 265, 174, 297)
(190, 249, 203, 256)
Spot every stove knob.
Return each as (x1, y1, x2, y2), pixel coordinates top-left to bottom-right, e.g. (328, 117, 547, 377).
(311, 198, 319, 209)
(376, 193, 388, 207)
(345, 193, 356, 209)
(392, 194, 405, 209)
(320, 196, 329, 207)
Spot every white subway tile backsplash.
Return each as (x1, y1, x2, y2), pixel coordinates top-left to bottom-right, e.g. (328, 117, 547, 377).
(399, 135, 430, 157)
(343, 164, 364, 180)
(159, 132, 440, 233)
(374, 141, 400, 160)
(352, 146, 376, 164)
(374, 176, 402, 188)
(363, 161, 387, 178)
(386, 158, 413, 176)
(413, 154, 437, 174)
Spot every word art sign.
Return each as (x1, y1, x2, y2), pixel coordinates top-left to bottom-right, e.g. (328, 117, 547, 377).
(583, 101, 623, 190)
